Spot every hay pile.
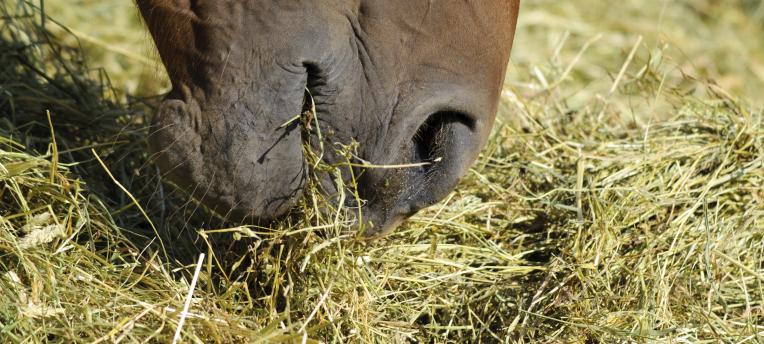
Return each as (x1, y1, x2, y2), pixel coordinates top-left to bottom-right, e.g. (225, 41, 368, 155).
(1, 0, 762, 342)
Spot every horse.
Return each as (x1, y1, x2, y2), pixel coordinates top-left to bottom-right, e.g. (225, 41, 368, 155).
(137, 0, 520, 235)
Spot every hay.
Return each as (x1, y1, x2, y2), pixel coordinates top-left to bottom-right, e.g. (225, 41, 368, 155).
(1, 0, 762, 342)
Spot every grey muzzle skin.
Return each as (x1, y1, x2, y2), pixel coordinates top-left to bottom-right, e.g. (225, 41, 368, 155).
(139, 0, 520, 235)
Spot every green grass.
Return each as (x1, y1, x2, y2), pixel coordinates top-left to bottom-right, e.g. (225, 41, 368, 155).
(0, 0, 762, 342)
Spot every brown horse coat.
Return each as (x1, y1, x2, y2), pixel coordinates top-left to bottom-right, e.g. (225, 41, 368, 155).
(137, 0, 520, 235)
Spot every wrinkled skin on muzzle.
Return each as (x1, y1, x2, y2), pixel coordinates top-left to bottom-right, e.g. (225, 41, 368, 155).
(137, 0, 519, 235)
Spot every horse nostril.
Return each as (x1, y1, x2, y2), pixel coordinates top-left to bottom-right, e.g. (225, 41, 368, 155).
(354, 111, 477, 236)
(412, 111, 474, 171)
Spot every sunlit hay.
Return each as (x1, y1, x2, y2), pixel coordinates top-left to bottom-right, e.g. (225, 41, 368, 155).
(39, 0, 169, 98)
(1, 0, 763, 343)
(509, 0, 764, 107)
(0, 137, 304, 342)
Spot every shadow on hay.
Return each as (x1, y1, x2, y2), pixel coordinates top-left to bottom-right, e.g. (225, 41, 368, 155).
(0, 2, 238, 268)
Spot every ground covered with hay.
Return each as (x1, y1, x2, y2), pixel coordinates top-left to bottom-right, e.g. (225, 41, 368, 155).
(1, 1, 762, 343)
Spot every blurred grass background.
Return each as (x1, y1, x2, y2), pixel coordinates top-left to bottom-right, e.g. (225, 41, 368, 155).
(42, 0, 764, 103)
(42, 0, 168, 97)
(0, 0, 762, 343)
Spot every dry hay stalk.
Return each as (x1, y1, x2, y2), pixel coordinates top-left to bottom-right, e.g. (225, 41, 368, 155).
(0, 0, 762, 343)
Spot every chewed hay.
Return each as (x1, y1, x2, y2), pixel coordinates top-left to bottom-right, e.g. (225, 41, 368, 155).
(1, 0, 763, 343)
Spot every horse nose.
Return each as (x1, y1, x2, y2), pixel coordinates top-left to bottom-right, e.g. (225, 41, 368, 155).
(350, 110, 480, 236)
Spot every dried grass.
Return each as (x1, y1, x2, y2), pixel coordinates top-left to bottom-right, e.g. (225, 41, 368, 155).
(0, 0, 762, 343)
